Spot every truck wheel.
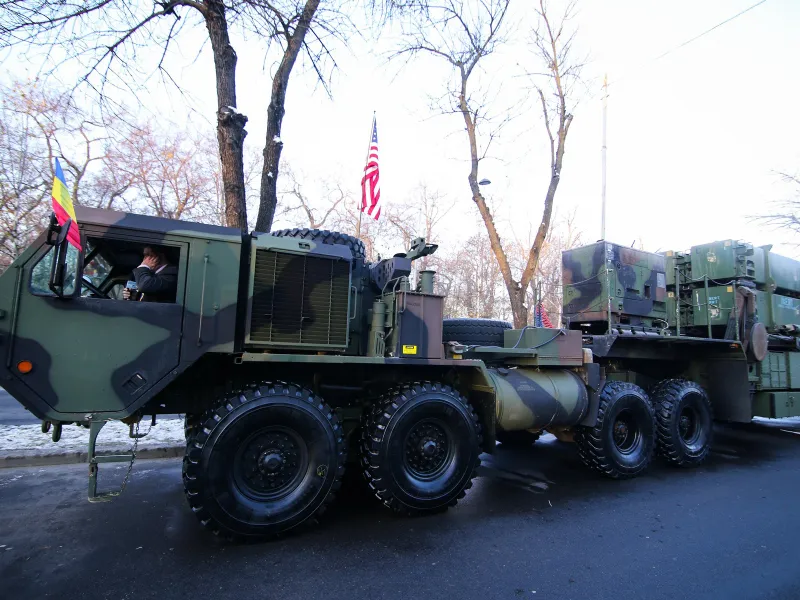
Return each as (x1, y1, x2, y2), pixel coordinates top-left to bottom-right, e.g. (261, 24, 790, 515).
(182, 382, 345, 539)
(184, 413, 202, 441)
(442, 318, 512, 347)
(496, 430, 541, 447)
(270, 228, 366, 261)
(361, 382, 481, 514)
(651, 379, 713, 467)
(575, 381, 656, 479)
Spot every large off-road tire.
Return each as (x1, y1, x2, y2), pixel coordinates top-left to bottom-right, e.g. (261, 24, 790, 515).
(496, 429, 541, 447)
(270, 227, 366, 261)
(442, 318, 512, 347)
(182, 382, 345, 540)
(651, 379, 713, 467)
(361, 382, 482, 514)
(184, 413, 202, 441)
(575, 381, 656, 479)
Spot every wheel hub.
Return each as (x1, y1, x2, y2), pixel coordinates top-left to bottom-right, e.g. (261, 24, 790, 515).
(614, 421, 629, 445)
(260, 452, 284, 473)
(405, 421, 450, 478)
(611, 410, 640, 454)
(421, 439, 438, 456)
(678, 405, 699, 443)
(237, 430, 303, 496)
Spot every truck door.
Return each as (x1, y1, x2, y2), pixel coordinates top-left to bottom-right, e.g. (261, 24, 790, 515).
(6, 225, 187, 421)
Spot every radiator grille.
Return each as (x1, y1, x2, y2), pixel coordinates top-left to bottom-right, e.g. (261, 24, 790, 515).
(249, 249, 350, 347)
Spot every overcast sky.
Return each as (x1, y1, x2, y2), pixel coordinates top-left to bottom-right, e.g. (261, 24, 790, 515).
(6, 0, 799, 257)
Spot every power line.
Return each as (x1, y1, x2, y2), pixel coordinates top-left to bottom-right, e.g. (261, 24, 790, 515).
(611, 0, 769, 86)
(651, 0, 769, 63)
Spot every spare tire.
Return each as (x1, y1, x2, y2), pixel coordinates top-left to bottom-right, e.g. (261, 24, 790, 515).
(270, 227, 366, 261)
(442, 318, 512, 347)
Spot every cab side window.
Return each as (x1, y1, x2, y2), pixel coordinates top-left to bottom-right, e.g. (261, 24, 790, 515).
(79, 237, 181, 303)
(81, 244, 113, 297)
(30, 244, 79, 296)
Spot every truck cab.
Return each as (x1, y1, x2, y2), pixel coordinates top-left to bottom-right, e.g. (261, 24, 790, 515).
(0, 207, 243, 423)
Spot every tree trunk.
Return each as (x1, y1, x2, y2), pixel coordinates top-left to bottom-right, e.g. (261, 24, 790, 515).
(255, 0, 321, 233)
(458, 68, 528, 328)
(204, 1, 248, 231)
(518, 109, 572, 311)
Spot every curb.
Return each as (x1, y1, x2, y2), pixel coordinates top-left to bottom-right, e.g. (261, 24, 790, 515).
(0, 445, 184, 469)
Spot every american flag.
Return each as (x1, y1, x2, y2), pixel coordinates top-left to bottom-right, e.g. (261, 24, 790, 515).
(361, 118, 381, 220)
(534, 302, 554, 328)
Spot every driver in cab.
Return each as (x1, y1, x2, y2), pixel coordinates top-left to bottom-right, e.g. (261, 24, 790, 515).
(122, 246, 178, 303)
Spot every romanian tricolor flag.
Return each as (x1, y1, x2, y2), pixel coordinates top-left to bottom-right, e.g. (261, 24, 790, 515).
(51, 158, 82, 250)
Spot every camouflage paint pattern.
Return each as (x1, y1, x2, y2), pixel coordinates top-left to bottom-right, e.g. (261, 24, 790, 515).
(0, 207, 244, 422)
(4, 204, 798, 442)
(501, 327, 583, 367)
(488, 367, 588, 432)
(244, 234, 354, 350)
(562, 242, 667, 329)
(0, 207, 538, 441)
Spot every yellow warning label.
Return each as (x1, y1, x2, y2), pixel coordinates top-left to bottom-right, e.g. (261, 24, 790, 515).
(727, 286, 733, 292)
(668, 291, 675, 298)
(402, 345, 418, 355)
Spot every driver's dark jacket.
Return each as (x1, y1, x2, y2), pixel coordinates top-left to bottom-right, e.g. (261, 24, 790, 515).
(132, 265, 178, 303)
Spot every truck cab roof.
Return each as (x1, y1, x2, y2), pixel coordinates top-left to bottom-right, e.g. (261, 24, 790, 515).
(75, 206, 244, 243)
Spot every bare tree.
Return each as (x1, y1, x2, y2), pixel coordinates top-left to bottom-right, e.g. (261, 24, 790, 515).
(272, 167, 401, 261)
(0, 1, 251, 227)
(755, 172, 800, 241)
(276, 165, 348, 230)
(4, 81, 110, 206)
(509, 208, 583, 324)
(0, 1, 356, 233)
(434, 232, 510, 320)
(0, 102, 49, 269)
(395, 0, 581, 327)
(255, 0, 344, 232)
(0, 80, 112, 268)
(386, 184, 454, 277)
(100, 124, 222, 221)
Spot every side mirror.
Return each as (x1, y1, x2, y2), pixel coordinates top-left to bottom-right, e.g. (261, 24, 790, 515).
(47, 214, 74, 298)
(46, 213, 71, 247)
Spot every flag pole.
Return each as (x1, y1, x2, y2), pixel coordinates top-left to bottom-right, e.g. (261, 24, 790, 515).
(357, 111, 376, 240)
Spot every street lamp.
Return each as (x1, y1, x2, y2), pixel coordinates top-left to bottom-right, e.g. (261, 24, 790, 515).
(478, 178, 491, 186)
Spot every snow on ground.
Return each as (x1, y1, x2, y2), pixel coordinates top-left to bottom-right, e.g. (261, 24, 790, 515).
(1, 417, 797, 455)
(0, 419, 185, 453)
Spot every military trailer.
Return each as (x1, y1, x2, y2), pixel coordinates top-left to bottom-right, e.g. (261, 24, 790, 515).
(0, 208, 798, 540)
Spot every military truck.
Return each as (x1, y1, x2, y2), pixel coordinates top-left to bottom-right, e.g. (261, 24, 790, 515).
(0, 208, 797, 540)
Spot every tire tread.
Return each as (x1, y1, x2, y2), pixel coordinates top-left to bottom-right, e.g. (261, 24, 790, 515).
(651, 378, 713, 467)
(360, 381, 481, 515)
(270, 228, 366, 261)
(181, 381, 345, 540)
(574, 381, 655, 479)
(442, 318, 512, 347)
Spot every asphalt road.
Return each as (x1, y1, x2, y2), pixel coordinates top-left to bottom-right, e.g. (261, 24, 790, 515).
(1, 420, 799, 600)
(0, 389, 37, 426)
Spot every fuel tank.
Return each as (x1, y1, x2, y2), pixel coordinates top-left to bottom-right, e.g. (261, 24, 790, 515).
(488, 367, 588, 432)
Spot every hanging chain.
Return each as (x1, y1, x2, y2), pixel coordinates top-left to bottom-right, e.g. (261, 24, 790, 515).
(114, 419, 153, 498)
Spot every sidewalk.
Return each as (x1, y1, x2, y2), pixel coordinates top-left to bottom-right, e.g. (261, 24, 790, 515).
(0, 419, 186, 468)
